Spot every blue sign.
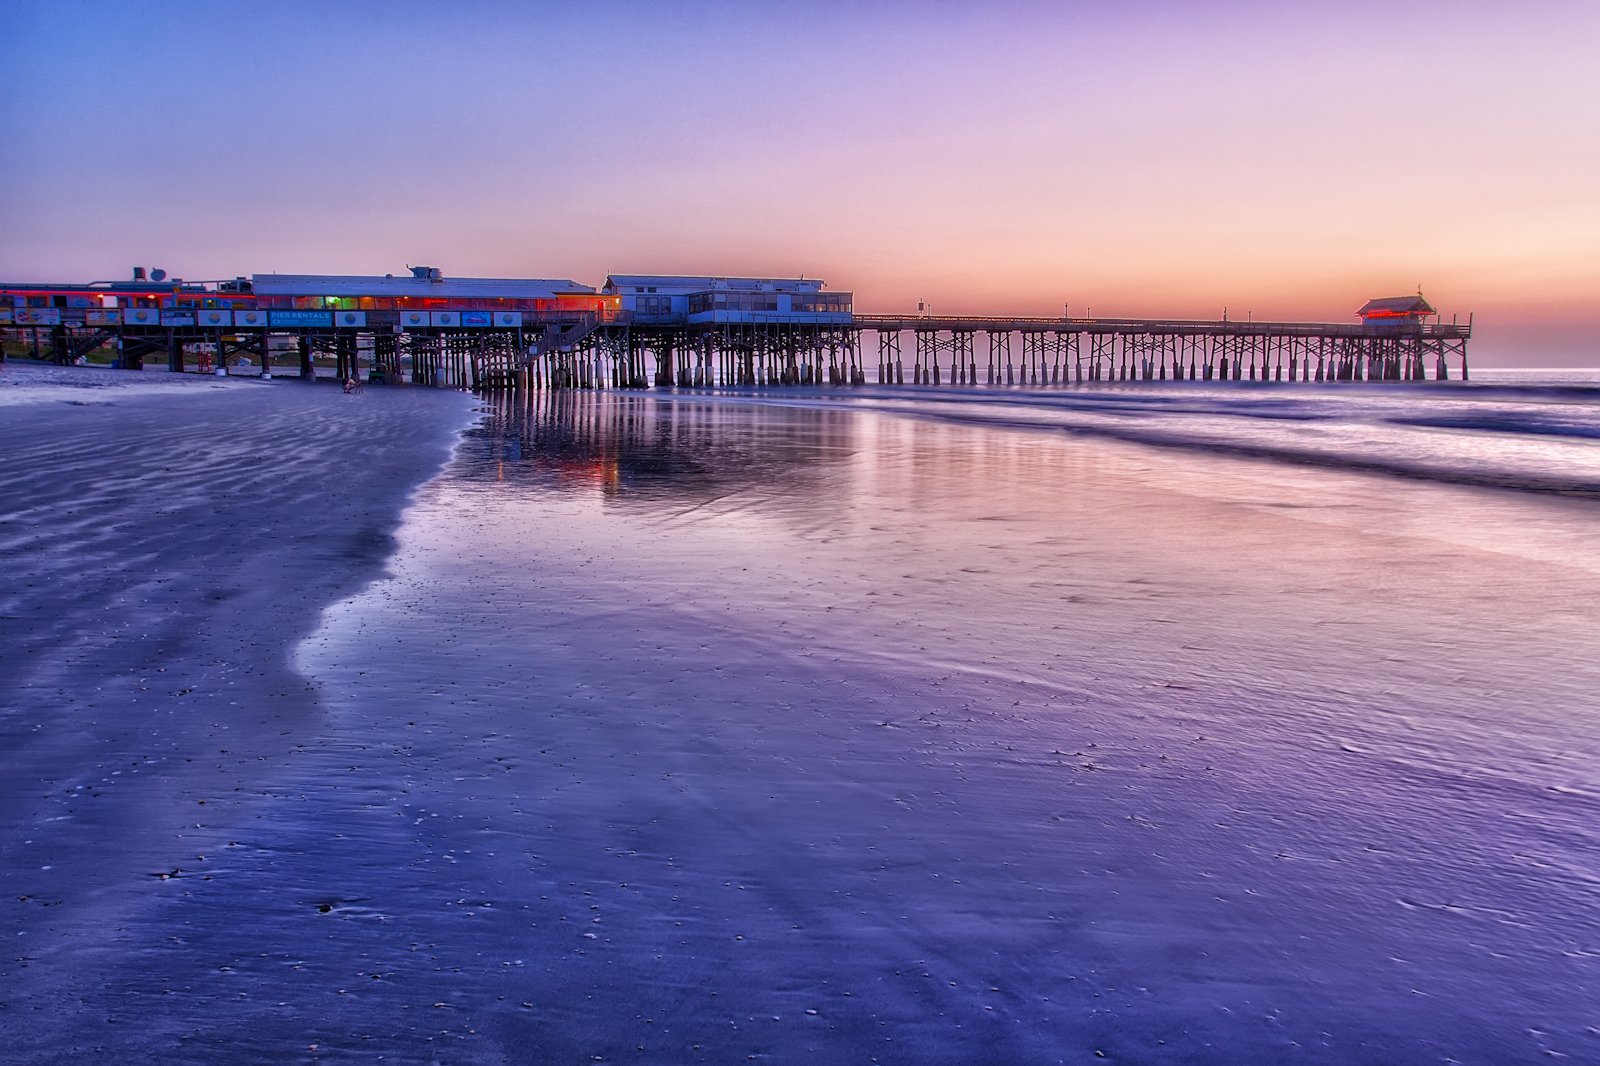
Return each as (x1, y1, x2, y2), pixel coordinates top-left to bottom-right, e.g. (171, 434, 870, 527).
(270, 310, 333, 327)
(461, 311, 493, 327)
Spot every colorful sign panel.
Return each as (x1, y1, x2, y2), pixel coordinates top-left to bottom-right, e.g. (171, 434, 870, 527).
(461, 311, 493, 328)
(401, 311, 429, 329)
(0, 309, 13, 325)
(335, 311, 367, 328)
(269, 310, 333, 327)
(430, 312, 460, 327)
(85, 309, 121, 325)
(196, 310, 231, 327)
(123, 308, 160, 326)
(15, 308, 63, 325)
(492, 311, 524, 328)
(160, 313, 196, 327)
(233, 310, 267, 327)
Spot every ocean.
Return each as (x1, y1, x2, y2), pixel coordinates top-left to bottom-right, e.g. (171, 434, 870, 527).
(17, 372, 1600, 1062)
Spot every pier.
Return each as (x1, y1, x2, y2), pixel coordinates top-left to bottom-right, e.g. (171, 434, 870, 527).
(3, 269, 1472, 387)
(540, 315, 1470, 389)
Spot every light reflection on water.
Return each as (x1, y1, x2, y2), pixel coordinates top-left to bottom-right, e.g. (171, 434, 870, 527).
(669, 378, 1600, 495)
(467, 385, 1600, 576)
(99, 387, 1600, 1062)
(330, 387, 1599, 1061)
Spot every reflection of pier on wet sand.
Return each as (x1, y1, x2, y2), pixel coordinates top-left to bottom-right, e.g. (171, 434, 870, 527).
(471, 387, 862, 502)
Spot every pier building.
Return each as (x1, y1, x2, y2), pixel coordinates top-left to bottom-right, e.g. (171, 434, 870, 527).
(585, 275, 856, 388)
(602, 275, 852, 325)
(2, 267, 1471, 387)
(1358, 294, 1436, 328)
(251, 267, 606, 318)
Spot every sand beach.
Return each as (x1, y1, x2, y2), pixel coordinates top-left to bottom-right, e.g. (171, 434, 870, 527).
(0, 364, 476, 1058)
(3, 367, 1599, 1063)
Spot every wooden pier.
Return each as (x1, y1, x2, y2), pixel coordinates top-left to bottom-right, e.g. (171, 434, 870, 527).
(544, 313, 1471, 388)
(853, 313, 1472, 384)
(6, 311, 1471, 388)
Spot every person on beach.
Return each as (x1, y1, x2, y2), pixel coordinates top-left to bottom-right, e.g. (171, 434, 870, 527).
(343, 377, 356, 394)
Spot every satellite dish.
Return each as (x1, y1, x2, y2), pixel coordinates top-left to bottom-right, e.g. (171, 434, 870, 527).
(150, 268, 168, 282)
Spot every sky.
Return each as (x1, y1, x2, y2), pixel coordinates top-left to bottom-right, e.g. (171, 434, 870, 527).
(3, 0, 1597, 365)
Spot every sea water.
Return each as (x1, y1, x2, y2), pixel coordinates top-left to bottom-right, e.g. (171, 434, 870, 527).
(100, 377, 1600, 1062)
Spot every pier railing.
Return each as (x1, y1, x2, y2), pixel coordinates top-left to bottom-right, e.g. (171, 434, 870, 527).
(852, 314, 1472, 339)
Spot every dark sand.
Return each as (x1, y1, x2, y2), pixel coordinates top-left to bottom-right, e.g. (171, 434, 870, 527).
(0, 366, 476, 1058)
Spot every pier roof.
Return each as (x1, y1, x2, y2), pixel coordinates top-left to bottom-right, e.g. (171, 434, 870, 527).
(603, 274, 825, 293)
(1358, 295, 1436, 318)
(250, 273, 595, 299)
(0, 280, 207, 294)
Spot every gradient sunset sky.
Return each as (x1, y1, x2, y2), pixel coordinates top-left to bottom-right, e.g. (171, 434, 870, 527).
(3, 0, 1596, 364)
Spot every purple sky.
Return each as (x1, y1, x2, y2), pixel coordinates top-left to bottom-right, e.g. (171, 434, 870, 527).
(3, 1, 1596, 364)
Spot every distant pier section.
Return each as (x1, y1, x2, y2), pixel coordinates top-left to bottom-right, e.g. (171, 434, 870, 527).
(2, 267, 1472, 388)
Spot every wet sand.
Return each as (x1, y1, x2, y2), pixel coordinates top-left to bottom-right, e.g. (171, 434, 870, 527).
(331, 392, 1594, 1065)
(0, 365, 476, 1057)
(5, 373, 1599, 1063)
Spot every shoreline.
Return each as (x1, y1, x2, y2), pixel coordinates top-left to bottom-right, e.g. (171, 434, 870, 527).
(0, 365, 478, 1057)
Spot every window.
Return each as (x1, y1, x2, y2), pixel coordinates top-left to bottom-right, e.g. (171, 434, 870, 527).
(690, 293, 783, 314)
(793, 293, 852, 314)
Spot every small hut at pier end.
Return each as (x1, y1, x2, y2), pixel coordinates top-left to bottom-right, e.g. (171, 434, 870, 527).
(1357, 294, 1436, 330)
